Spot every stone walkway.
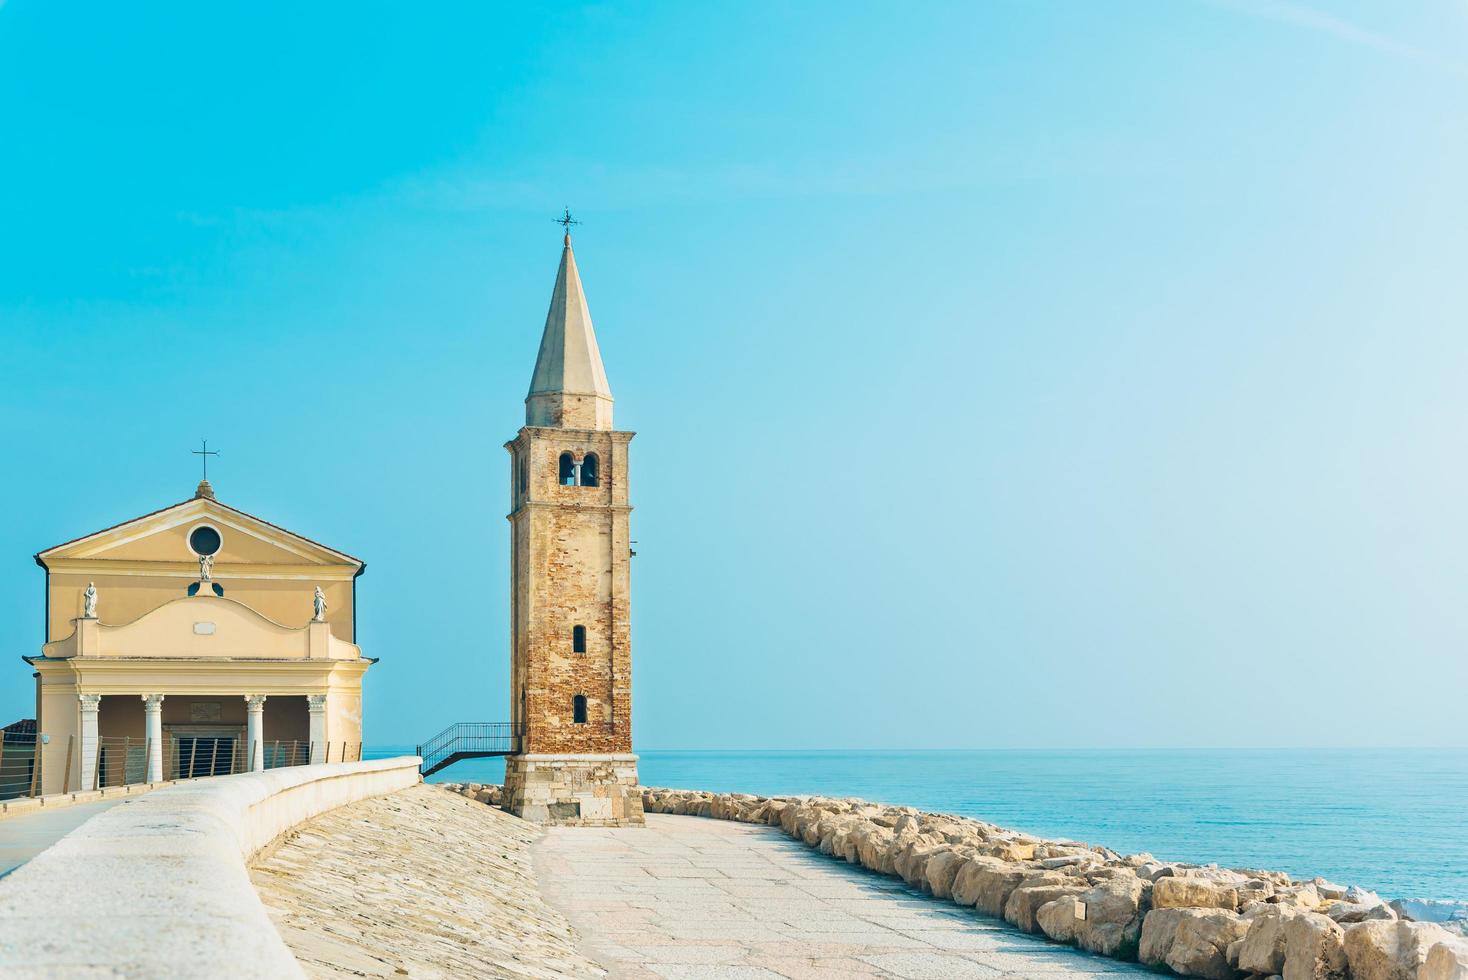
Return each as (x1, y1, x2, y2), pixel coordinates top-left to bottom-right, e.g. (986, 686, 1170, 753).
(0, 798, 124, 878)
(250, 784, 604, 979)
(535, 814, 1152, 980)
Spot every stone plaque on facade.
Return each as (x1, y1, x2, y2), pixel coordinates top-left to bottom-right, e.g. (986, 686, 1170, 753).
(190, 701, 222, 722)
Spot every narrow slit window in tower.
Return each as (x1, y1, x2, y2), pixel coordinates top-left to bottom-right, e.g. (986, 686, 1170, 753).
(572, 695, 588, 724)
(573, 624, 587, 653)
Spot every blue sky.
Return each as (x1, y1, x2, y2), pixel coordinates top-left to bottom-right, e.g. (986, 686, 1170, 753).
(1, 1, 1465, 748)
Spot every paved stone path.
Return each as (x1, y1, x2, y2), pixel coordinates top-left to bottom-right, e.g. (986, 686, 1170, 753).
(250, 784, 604, 979)
(535, 814, 1152, 980)
(0, 798, 123, 878)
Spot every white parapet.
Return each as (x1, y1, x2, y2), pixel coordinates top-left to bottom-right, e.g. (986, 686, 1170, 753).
(0, 755, 422, 977)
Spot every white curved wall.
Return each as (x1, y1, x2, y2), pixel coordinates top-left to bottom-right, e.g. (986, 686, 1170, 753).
(0, 756, 420, 977)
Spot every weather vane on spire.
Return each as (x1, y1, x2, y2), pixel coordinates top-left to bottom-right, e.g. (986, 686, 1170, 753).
(192, 438, 219, 481)
(555, 206, 580, 239)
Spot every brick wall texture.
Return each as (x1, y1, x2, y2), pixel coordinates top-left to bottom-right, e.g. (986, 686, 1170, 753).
(505, 426, 634, 756)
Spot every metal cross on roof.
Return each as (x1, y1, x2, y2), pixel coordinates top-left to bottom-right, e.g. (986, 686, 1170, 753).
(192, 438, 219, 480)
(555, 207, 581, 235)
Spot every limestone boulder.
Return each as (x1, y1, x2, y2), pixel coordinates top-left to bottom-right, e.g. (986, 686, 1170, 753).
(1136, 861, 1176, 882)
(823, 817, 858, 859)
(1035, 874, 1148, 959)
(923, 849, 969, 900)
(1039, 854, 1091, 870)
(941, 826, 986, 848)
(855, 825, 898, 874)
(795, 807, 828, 845)
(894, 841, 944, 887)
(1236, 878, 1275, 908)
(1277, 883, 1325, 910)
(984, 839, 1037, 862)
(778, 800, 807, 836)
(1325, 900, 1397, 924)
(1153, 876, 1240, 911)
(1085, 866, 1142, 886)
(1004, 878, 1089, 933)
(844, 820, 883, 866)
(1139, 907, 1249, 980)
(758, 800, 790, 827)
(1421, 938, 1468, 980)
(1343, 920, 1452, 980)
(815, 813, 858, 855)
(1392, 900, 1468, 939)
(707, 794, 735, 820)
(1280, 910, 1346, 980)
(975, 865, 1057, 919)
(1133, 862, 1168, 886)
(1035, 896, 1086, 947)
(951, 857, 1019, 911)
(1237, 906, 1304, 975)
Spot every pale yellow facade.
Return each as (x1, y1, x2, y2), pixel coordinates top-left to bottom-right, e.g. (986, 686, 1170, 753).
(27, 481, 372, 794)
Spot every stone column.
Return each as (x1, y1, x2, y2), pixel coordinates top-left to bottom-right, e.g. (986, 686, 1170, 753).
(244, 695, 266, 771)
(307, 694, 327, 764)
(78, 693, 101, 792)
(141, 694, 165, 782)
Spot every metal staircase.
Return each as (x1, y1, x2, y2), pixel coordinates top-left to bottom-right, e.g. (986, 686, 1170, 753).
(417, 722, 523, 777)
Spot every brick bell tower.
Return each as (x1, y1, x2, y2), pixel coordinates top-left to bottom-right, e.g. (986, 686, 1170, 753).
(500, 225, 644, 827)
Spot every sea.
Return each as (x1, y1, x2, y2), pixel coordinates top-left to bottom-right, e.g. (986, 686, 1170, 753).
(366, 746, 1468, 902)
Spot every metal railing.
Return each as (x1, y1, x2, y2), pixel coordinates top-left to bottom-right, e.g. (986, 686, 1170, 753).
(0, 733, 41, 800)
(417, 722, 523, 777)
(0, 733, 366, 799)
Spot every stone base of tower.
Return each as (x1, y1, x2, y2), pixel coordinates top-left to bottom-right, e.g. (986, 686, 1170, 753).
(501, 754, 644, 827)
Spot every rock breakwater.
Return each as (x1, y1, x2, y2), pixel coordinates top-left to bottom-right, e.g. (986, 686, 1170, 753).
(634, 787, 1468, 980)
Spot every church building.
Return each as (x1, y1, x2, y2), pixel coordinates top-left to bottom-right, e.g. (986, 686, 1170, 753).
(26, 479, 373, 795)
(500, 227, 643, 826)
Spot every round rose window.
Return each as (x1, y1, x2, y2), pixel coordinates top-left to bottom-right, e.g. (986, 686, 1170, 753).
(188, 525, 222, 556)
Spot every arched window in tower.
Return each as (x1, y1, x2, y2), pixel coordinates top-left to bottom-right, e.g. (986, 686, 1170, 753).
(580, 453, 600, 487)
(572, 694, 588, 724)
(573, 624, 587, 653)
(558, 452, 576, 486)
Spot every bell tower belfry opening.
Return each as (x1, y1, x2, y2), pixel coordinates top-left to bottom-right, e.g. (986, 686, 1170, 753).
(500, 223, 643, 827)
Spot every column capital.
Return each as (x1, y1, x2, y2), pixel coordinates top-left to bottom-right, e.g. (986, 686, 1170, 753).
(306, 693, 328, 711)
(244, 694, 267, 710)
(78, 693, 102, 710)
(141, 694, 165, 707)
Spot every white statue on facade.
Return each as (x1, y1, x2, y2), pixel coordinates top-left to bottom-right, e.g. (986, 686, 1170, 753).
(199, 553, 214, 581)
(83, 581, 97, 618)
(313, 586, 327, 622)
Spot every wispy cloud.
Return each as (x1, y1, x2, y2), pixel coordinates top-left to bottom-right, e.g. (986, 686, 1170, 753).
(1208, 0, 1466, 77)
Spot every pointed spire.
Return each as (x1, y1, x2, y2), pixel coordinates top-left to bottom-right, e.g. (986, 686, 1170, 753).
(526, 232, 614, 429)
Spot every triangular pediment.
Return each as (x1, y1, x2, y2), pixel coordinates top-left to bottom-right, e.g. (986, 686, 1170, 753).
(38, 496, 361, 569)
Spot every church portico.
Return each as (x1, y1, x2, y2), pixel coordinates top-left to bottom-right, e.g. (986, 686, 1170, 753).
(45, 682, 354, 790)
(25, 478, 374, 795)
